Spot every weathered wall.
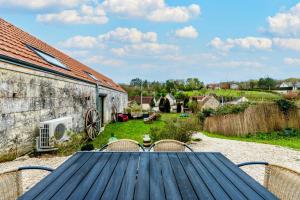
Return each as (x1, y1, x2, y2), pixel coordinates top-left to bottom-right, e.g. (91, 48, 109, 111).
(0, 61, 127, 156)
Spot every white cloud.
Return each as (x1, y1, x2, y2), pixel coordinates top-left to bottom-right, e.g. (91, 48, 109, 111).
(284, 57, 300, 65)
(210, 37, 272, 51)
(102, 0, 200, 22)
(83, 55, 124, 66)
(0, 0, 83, 9)
(175, 26, 198, 39)
(98, 28, 157, 43)
(37, 5, 108, 24)
(59, 36, 99, 48)
(273, 38, 300, 51)
(60, 27, 158, 48)
(209, 61, 263, 68)
(267, 3, 300, 36)
(111, 43, 179, 56)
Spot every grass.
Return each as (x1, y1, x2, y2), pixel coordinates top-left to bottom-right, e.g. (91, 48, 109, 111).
(92, 113, 179, 148)
(204, 131, 300, 151)
(183, 89, 282, 102)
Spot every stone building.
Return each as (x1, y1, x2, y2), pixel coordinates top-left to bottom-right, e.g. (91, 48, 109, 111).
(0, 18, 127, 156)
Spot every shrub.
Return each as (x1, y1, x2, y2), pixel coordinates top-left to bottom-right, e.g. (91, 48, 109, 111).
(215, 103, 250, 115)
(188, 100, 199, 113)
(149, 117, 200, 143)
(284, 92, 299, 100)
(275, 99, 296, 115)
(199, 108, 215, 122)
(55, 132, 85, 156)
(81, 143, 94, 151)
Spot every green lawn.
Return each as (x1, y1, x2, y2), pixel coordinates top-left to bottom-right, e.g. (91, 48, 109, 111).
(184, 89, 282, 102)
(204, 132, 300, 151)
(92, 113, 179, 148)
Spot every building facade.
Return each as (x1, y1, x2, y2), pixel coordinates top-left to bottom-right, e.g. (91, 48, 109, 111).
(0, 18, 127, 156)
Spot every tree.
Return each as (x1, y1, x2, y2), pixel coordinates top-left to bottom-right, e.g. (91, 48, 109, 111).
(165, 80, 176, 93)
(165, 98, 171, 113)
(130, 78, 142, 87)
(258, 77, 276, 90)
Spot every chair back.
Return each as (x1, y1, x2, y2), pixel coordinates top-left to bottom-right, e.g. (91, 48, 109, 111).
(0, 170, 22, 200)
(150, 139, 191, 152)
(106, 139, 142, 152)
(264, 164, 300, 200)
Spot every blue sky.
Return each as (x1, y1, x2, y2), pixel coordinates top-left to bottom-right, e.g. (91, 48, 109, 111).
(1, 0, 300, 83)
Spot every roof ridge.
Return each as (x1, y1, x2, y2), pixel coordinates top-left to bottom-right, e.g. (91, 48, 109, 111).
(0, 17, 125, 93)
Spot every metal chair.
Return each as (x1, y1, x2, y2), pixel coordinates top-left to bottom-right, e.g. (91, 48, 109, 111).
(237, 162, 300, 200)
(99, 139, 145, 152)
(148, 139, 194, 152)
(0, 166, 54, 200)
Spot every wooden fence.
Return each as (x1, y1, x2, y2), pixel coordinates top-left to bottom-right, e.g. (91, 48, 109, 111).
(204, 103, 300, 136)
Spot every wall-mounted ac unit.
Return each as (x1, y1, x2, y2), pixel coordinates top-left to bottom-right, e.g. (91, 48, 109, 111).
(36, 116, 72, 152)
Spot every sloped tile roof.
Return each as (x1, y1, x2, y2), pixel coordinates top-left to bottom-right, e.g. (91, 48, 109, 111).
(0, 18, 125, 93)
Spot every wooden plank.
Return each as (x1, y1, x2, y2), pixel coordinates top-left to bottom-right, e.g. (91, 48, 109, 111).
(19, 152, 82, 200)
(101, 153, 131, 199)
(29, 152, 93, 200)
(158, 153, 182, 200)
(149, 153, 165, 200)
(214, 153, 277, 200)
(67, 152, 112, 200)
(195, 153, 247, 200)
(84, 152, 121, 200)
(205, 153, 264, 200)
(179, 153, 225, 200)
(50, 153, 102, 200)
(167, 153, 198, 200)
(117, 153, 140, 200)
(134, 152, 150, 200)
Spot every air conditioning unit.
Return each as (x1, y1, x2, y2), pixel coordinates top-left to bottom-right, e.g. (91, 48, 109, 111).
(36, 116, 72, 152)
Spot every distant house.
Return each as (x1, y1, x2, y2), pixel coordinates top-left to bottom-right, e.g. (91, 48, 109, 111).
(230, 83, 239, 90)
(129, 96, 155, 111)
(207, 83, 220, 90)
(196, 95, 220, 110)
(155, 93, 177, 112)
(220, 83, 230, 89)
(279, 82, 300, 91)
(227, 97, 249, 105)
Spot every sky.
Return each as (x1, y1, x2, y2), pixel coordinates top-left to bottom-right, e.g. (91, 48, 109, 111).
(0, 0, 300, 84)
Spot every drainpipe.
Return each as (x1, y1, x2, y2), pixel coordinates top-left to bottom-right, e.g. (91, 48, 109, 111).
(96, 83, 100, 113)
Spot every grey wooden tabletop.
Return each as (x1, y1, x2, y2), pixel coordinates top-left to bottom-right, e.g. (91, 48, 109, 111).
(19, 152, 277, 200)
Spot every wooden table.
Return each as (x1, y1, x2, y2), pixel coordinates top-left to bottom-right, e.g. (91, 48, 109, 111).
(20, 152, 277, 200)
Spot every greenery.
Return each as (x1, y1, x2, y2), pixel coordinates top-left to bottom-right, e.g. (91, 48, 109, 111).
(215, 102, 250, 115)
(183, 89, 281, 102)
(92, 113, 179, 148)
(55, 132, 85, 156)
(149, 117, 200, 143)
(275, 99, 296, 115)
(204, 128, 300, 150)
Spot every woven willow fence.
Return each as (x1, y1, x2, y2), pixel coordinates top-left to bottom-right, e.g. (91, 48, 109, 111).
(204, 103, 300, 136)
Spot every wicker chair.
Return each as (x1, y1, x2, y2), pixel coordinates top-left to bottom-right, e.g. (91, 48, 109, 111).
(237, 162, 300, 200)
(148, 139, 194, 152)
(99, 139, 145, 152)
(0, 166, 54, 200)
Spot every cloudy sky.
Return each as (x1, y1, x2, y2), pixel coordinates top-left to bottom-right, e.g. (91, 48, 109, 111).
(1, 0, 300, 83)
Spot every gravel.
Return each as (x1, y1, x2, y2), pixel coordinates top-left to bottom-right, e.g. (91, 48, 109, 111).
(190, 133, 300, 184)
(1, 133, 299, 191)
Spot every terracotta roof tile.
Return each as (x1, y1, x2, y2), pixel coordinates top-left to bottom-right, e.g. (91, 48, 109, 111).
(0, 18, 125, 93)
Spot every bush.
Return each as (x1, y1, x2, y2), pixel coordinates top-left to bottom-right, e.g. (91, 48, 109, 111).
(284, 92, 299, 100)
(55, 132, 85, 155)
(199, 108, 215, 122)
(215, 103, 250, 115)
(275, 99, 296, 115)
(188, 100, 199, 113)
(149, 117, 200, 143)
(81, 143, 94, 151)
